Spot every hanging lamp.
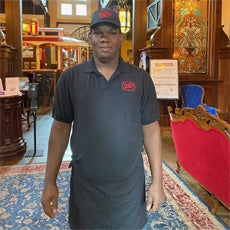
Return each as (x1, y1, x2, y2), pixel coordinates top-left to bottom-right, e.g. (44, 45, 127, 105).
(116, 0, 131, 34)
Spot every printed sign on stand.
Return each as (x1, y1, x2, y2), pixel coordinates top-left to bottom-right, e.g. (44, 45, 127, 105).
(149, 59, 179, 99)
(5, 77, 20, 95)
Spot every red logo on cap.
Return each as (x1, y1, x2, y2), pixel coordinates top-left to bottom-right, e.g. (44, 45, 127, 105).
(122, 81, 136, 91)
(99, 11, 112, 19)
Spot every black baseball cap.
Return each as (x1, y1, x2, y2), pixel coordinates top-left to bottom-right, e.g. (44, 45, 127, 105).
(90, 8, 121, 29)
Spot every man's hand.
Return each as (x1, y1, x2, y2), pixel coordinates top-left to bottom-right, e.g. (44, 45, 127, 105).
(146, 182, 165, 213)
(41, 184, 59, 218)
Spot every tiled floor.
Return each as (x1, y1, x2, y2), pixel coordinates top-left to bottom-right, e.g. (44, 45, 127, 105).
(1, 106, 229, 227)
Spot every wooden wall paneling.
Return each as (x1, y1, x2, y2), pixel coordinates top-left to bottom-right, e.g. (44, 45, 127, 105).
(161, 0, 173, 57)
(202, 83, 219, 108)
(5, 0, 23, 77)
(178, 0, 223, 118)
(207, 0, 219, 78)
(217, 47, 230, 122)
(132, 0, 147, 66)
(137, 0, 174, 126)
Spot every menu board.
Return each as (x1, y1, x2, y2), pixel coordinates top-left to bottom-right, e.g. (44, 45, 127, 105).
(149, 59, 179, 99)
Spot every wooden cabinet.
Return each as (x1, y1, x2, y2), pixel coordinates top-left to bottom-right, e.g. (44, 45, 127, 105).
(0, 43, 26, 160)
(0, 94, 27, 160)
(0, 44, 16, 89)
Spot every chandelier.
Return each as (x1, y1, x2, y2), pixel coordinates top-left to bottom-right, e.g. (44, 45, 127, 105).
(115, 0, 131, 34)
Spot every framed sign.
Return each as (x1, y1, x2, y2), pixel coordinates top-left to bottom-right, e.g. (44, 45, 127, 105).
(149, 59, 179, 99)
(22, 46, 34, 58)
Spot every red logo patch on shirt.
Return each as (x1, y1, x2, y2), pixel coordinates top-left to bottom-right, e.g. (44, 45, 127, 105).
(122, 81, 136, 91)
(99, 11, 112, 19)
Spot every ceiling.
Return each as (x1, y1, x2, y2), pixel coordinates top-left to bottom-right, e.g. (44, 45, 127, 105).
(0, 0, 133, 15)
(0, 0, 47, 15)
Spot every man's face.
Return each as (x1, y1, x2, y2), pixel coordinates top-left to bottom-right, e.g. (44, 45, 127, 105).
(89, 24, 124, 63)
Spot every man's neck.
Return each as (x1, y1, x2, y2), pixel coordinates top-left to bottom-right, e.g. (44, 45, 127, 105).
(94, 56, 119, 81)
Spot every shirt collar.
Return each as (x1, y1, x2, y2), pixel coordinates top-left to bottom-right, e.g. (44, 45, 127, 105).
(85, 56, 131, 74)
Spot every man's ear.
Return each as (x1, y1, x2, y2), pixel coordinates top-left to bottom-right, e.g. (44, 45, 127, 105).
(120, 33, 125, 43)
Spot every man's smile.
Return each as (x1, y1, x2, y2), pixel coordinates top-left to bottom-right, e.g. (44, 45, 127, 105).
(99, 46, 112, 52)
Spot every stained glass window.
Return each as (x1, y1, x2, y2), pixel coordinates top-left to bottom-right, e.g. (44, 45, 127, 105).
(174, 0, 208, 73)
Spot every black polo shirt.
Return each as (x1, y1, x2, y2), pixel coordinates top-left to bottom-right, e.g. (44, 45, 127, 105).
(53, 56, 159, 182)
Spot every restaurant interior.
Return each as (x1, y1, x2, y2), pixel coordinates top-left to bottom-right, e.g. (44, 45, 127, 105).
(0, 0, 229, 227)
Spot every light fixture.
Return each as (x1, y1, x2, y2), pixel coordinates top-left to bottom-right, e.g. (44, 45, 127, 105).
(30, 18, 39, 36)
(115, 0, 131, 34)
(23, 23, 30, 34)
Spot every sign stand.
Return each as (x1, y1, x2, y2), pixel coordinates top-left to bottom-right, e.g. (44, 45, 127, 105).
(32, 110, 37, 156)
(24, 83, 43, 158)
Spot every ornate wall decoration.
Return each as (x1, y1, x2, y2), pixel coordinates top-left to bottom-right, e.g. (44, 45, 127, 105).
(174, 0, 208, 73)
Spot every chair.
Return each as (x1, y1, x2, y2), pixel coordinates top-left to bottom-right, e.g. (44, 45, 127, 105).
(167, 106, 230, 213)
(168, 106, 230, 214)
(180, 84, 219, 116)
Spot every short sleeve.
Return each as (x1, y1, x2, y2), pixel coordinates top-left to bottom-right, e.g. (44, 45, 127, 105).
(141, 73, 160, 125)
(52, 70, 74, 124)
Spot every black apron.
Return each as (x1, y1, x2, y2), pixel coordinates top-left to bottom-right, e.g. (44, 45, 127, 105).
(68, 159, 147, 229)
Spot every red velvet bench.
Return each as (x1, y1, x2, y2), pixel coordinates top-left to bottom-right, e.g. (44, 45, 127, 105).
(168, 105, 230, 214)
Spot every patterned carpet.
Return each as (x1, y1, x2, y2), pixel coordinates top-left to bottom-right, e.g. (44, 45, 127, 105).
(0, 155, 228, 230)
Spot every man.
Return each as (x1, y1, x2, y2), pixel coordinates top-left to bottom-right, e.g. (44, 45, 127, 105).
(41, 8, 165, 229)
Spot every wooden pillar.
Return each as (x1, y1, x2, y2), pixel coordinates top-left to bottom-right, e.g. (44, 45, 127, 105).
(132, 0, 147, 66)
(57, 47, 61, 69)
(161, 0, 173, 57)
(36, 46, 40, 70)
(5, 0, 23, 77)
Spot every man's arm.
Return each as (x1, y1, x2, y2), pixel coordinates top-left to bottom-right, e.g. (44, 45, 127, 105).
(41, 119, 71, 218)
(142, 121, 165, 212)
